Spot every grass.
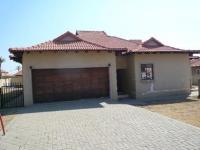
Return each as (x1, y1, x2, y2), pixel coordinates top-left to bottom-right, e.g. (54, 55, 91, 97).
(142, 98, 200, 128)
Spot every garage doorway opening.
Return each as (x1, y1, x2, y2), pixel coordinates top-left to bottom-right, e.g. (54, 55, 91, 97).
(32, 67, 109, 103)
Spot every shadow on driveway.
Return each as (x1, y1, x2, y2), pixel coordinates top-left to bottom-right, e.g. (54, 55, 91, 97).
(0, 94, 199, 116)
(0, 98, 106, 116)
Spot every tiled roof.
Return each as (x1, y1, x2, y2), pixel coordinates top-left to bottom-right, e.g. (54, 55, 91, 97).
(9, 30, 198, 61)
(76, 31, 141, 51)
(10, 41, 120, 51)
(76, 31, 192, 53)
(0, 71, 12, 77)
(190, 56, 199, 60)
(133, 45, 186, 53)
(132, 37, 189, 53)
(9, 32, 126, 53)
(190, 57, 200, 67)
(14, 70, 22, 76)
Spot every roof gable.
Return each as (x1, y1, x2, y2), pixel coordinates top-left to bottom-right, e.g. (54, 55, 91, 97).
(76, 31, 140, 50)
(53, 31, 82, 42)
(142, 37, 164, 48)
(9, 30, 195, 63)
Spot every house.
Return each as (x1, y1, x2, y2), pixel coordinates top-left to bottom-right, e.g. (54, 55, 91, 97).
(11, 70, 23, 84)
(9, 31, 197, 106)
(0, 70, 10, 78)
(0, 70, 23, 86)
(0, 70, 12, 86)
(190, 56, 200, 85)
(14, 70, 22, 76)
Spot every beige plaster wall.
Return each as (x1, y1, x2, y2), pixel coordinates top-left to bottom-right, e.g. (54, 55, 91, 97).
(191, 67, 200, 85)
(116, 55, 129, 94)
(116, 55, 127, 69)
(22, 51, 118, 106)
(133, 53, 191, 99)
(127, 55, 136, 97)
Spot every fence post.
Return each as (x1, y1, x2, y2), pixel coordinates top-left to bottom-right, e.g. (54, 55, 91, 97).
(0, 114, 5, 135)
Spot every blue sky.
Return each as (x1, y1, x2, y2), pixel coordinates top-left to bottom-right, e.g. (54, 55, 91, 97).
(1, 0, 200, 72)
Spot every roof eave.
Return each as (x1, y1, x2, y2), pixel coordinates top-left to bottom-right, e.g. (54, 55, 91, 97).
(9, 47, 127, 52)
(127, 50, 200, 54)
(9, 48, 127, 63)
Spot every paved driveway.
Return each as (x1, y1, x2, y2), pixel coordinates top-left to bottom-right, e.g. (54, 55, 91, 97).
(0, 99, 200, 150)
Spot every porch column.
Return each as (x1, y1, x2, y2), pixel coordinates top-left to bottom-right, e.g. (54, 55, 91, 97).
(109, 63, 118, 100)
(23, 65, 33, 106)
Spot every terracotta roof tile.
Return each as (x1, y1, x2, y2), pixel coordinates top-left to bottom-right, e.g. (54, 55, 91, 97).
(14, 70, 22, 76)
(10, 41, 107, 51)
(76, 31, 140, 51)
(133, 45, 187, 53)
(9, 30, 197, 55)
(9, 31, 126, 53)
(191, 57, 200, 67)
(76, 31, 190, 53)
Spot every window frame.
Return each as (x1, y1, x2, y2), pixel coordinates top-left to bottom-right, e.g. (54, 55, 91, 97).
(141, 64, 154, 80)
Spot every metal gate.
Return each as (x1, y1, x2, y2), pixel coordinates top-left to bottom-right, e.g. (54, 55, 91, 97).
(0, 83, 24, 108)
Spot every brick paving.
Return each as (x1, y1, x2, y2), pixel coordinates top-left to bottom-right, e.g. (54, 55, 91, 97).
(0, 99, 200, 150)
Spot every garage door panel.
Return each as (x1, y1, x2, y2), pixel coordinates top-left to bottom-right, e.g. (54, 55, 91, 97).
(32, 67, 109, 103)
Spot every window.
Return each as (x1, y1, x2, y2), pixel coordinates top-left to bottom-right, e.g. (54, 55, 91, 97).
(141, 64, 154, 80)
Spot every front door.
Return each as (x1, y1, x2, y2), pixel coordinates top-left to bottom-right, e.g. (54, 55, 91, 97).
(117, 69, 128, 95)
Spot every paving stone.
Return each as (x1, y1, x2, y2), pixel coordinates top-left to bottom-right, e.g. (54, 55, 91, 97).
(0, 99, 200, 150)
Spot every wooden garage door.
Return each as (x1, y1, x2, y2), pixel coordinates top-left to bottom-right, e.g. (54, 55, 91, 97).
(32, 67, 109, 103)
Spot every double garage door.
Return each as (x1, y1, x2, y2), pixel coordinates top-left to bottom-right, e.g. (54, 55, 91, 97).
(32, 67, 109, 103)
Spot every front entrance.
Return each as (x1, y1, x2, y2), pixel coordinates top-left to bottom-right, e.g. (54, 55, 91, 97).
(117, 69, 128, 95)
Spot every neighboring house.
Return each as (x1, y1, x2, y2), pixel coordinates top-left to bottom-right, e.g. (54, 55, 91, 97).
(0, 70, 12, 87)
(0, 70, 23, 86)
(11, 70, 23, 84)
(190, 56, 200, 85)
(9, 31, 197, 106)
(0, 70, 9, 78)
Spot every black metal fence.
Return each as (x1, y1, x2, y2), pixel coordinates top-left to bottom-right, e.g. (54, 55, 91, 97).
(0, 83, 24, 108)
